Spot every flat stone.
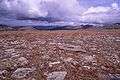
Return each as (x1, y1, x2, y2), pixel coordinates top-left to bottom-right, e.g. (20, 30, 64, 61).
(64, 57, 73, 62)
(49, 61, 60, 67)
(5, 49, 15, 53)
(58, 43, 86, 52)
(12, 68, 35, 79)
(47, 71, 67, 80)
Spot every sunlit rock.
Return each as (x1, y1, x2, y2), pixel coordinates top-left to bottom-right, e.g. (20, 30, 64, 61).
(47, 71, 67, 80)
(49, 61, 60, 67)
(17, 57, 29, 66)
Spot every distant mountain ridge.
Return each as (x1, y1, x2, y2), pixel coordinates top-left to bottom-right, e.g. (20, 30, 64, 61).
(0, 22, 120, 31)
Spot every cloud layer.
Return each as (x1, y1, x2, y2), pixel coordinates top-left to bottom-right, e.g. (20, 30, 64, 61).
(81, 3, 120, 23)
(0, 0, 120, 23)
(0, 0, 81, 20)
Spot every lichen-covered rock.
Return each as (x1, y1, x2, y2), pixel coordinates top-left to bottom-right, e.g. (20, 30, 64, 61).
(11, 68, 36, 79)
(0, 58, 16, 69)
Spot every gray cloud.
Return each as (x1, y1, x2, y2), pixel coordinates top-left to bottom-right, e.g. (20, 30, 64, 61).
(0, 0, 120, 23)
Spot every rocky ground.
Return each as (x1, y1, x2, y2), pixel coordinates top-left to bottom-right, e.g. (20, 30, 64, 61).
(0, 29, 120, 80)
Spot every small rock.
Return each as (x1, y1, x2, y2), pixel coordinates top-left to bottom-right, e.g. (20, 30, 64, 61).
(64, 57, 73, 62)
(84, 55, 94, 62)
(11, 41, 20, 45)
(49, 61, 60, 67)
(11, 53, 20, 58)
(47, 71, 67, 80)
(5, 48, 15, 54)
(90, 47, 97, 51)
(108, 74, 120, 80)
(63, 57, 78, 65)
(12, 68, 35, 79)
(17, 57, 28, 66)
(83, 66, 91, 69)
(0, 70, 8, 79)
(116, 39, 120, 42)
(11, 53, 19, 57)
(101, 66, 108, 70)
(32, 78, 36, 80)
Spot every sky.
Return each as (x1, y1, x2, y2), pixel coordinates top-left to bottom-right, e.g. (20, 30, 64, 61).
(79, 0, 120, 23)
(0, 0, 120, 23)
(80, 0, 119, 6)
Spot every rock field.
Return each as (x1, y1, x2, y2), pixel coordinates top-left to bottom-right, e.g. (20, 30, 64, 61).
(0, 30, 120, 80)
